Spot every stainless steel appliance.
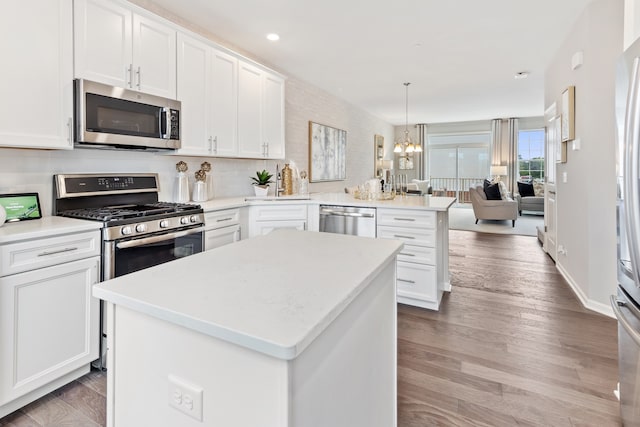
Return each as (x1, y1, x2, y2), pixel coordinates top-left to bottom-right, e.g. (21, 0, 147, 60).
(54, 173, 204, 369)
(74, 79, 180, 150)
(614, 36, 640, 426)
(319, 205, 376, 238)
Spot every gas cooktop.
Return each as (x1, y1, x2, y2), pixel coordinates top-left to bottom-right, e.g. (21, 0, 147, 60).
(59, 202, 200, 222)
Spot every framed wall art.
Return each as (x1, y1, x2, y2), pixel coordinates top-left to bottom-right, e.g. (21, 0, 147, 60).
(561, 86, 575, 142)
(309, 121, 347, 182)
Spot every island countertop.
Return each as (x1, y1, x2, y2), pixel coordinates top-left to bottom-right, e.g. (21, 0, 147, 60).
(93, 229, 403, 360)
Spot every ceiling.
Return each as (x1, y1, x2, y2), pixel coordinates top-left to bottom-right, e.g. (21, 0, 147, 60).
(148, 0, 595, 125)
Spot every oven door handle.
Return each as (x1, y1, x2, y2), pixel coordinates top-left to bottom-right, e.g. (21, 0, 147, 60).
(115, 227, 204, 249)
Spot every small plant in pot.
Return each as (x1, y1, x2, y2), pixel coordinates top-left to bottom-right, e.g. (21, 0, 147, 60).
(251, 169, 273, 197)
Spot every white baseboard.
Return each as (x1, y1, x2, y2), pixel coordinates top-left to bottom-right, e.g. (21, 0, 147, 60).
(556, 262, 614, 319)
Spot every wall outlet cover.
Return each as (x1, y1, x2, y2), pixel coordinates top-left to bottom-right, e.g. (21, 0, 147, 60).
(168, 375, 203, 421)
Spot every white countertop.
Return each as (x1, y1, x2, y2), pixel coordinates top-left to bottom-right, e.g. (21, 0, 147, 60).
(0, 216, 102, 244)
(93, 229, 403, 360)
(198, 193, 456, 212)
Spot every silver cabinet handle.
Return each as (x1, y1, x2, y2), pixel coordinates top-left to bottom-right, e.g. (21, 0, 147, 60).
(127, 64, 133, 88)
(394, 217, 416, 221)
(67, 117, 73, 145)
(394, 234, 415, 239)
(213, 136, 218, 154)
(216, 217, 233, 222)
(136, 66, 141, 89)
(399, 252, 415, 257)
(38, 247, 78, 257)
(397, 278, 415, 284)
(611, 295, 640, 346)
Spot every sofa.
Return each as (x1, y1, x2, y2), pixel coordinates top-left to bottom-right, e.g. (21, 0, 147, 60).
(515, 181, 544, 215)
(469, 184, 518, 227)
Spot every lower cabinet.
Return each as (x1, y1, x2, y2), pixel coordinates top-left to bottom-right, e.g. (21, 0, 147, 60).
(0, 257, 100, 411)
(248, 204, 308, 238)
(204, 208, 242, 250)
(377, 208, 448, 310)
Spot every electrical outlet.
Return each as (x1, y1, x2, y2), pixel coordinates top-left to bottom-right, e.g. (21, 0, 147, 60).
(168, 375, 203, 421)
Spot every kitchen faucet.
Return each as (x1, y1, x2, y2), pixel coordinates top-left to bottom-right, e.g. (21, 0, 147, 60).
(275, 164, 283, 197)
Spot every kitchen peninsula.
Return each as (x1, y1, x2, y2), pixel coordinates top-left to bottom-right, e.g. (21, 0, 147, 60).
(94, 229, 403, 427)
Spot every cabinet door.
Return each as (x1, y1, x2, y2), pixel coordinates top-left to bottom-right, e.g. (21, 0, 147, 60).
(251, 220, 306, 237)
(211, 48, 239, 157)
(132, 13, 177, 99)
(74, 0, 132, 89)
(205, 225, 241, 251)
(0, 0, 73, 149)
(237, 61, 264, 158)
(0, 257, 100, 405)
(176, 33, 211, 155)
(263, 73, 285, 159)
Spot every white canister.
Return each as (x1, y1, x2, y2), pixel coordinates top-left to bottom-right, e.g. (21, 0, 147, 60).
(174, 172, 190, 203)
(192, 181, 207, 202)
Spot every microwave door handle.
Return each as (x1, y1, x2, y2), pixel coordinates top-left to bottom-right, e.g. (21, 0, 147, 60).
(624, 57, 640, 285)
(160, 107, 171, 139)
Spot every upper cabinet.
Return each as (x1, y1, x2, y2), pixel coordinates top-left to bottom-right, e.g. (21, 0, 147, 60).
(0, 0, 74, 149)
(74, 0, 177, 99)
(176, 32, 285, 159)
(238, 61, 285, 159)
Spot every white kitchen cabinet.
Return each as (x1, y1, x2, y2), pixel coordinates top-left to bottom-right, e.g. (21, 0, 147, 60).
(204, 208, 241, 250)
(238, 61, 285, 159)
(377, 208, 447, 310)
(74, 0, 177, 99)
(0, 226, 100, 418)
(175, 33, 238, 157)
(248, 204, 307, 238)
(0, 0, 74, 149)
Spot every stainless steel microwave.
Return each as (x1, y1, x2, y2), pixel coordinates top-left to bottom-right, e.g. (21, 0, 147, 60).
(74, 79, 180, 150)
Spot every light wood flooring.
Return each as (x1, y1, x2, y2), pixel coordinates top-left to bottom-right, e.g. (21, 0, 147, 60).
(0, 230, 620, 426)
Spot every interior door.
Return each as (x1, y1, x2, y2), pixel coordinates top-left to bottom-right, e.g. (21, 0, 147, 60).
(544, 103, 559, 261)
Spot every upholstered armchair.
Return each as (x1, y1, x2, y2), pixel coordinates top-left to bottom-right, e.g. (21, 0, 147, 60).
(469, 185, 518, 227)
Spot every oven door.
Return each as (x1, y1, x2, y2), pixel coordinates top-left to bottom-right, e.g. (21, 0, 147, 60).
(103, 227, 204, 281)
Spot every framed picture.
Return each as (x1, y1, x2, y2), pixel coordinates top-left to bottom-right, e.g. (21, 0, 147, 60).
(309, 121, 347, 182)
(374, 134, 384, 177)
(0, 193, 42, 222)
(554, 116, 567, 163)
(561, 86, 575, 142)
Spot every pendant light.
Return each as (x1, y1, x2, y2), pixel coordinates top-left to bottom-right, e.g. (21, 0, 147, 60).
(394, 83, 422, 154)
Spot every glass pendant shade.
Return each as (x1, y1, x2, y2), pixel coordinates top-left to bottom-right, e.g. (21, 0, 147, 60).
(393, 142, 403, 153)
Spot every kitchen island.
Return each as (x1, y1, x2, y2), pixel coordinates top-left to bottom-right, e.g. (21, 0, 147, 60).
(93, 229, 403, 427)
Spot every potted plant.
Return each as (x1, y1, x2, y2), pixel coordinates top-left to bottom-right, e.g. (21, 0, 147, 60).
(251, 169, 273, 197)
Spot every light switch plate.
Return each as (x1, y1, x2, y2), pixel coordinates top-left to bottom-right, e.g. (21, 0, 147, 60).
(572, 138, 580, 150)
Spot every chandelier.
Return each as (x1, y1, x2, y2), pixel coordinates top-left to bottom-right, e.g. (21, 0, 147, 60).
(394, 82, 422, 154)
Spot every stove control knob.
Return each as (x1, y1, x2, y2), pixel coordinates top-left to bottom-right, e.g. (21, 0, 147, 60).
(190, 215, 199, 223)
(121, 226, 133, 235)
(159, 220, 170, 228)
(135, 224, 147, 233)
(180, 216, 190, 225)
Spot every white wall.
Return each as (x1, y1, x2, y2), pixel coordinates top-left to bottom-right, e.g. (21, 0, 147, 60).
(544, 0, 623, 313)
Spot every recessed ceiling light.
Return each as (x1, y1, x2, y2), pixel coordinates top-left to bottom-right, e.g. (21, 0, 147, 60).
(514, 71, 529, 80)
(266, 33, 280, 41)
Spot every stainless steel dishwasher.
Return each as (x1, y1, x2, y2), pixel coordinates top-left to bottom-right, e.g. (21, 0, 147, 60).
(319, 205, 376, 238)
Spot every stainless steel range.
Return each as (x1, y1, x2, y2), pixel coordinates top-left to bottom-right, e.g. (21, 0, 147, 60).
(54, 173, 204, 369)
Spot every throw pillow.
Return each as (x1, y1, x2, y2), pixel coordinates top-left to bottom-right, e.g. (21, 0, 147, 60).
(517, 181, 535, 197)
(483, 179, 502, 200)
(533, 180, 544, 197)
(497, 181, 509, 200)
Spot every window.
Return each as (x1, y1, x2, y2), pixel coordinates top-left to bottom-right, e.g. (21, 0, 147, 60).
(518, 129, 544, 181)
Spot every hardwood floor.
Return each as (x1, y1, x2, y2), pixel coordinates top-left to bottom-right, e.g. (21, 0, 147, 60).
(397, 230, 620, 426)
(0, 230, 620, 426)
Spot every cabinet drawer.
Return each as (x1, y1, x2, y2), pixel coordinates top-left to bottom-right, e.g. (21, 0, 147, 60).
(251, 204, 307, 221)
(377, 209, 436, 228)
(377, 225, 435, 248)
(0, 231, 101, 277)
(397, 244, 436, 265)
(396, 262, 437, 302)
(205, 224, 241, 251)
(205, 208, 240, 229)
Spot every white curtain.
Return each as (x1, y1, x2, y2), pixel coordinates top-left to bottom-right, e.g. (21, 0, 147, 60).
(507, 118, 519, 193)
(416, 124, 428, 180)
(490, 119, 502, 166)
